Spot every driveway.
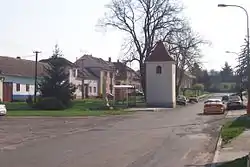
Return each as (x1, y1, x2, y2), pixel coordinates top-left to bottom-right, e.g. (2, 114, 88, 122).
(0, 95, 225, 167)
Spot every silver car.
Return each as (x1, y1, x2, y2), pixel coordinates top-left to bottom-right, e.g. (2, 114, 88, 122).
(227, 95, 244, 110)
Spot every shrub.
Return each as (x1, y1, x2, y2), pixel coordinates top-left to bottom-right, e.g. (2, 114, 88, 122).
(35, 97, 66, 110)
(192, 83, 204, 91)
(26, 95, 33, 106)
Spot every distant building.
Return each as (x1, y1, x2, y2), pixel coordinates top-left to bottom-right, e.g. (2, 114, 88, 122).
(68, 67, 98, 98)
(113, 60, 141, 90)
(176, 69, 196, 89)
(75, 55, 115, 96)
(40, 57, 98, 99)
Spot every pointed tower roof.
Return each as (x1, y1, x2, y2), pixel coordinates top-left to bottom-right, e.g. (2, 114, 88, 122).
(145, 41, 175, 62)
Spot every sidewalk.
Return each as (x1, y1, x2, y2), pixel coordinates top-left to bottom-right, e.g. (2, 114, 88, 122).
(213, 109, 249, 166)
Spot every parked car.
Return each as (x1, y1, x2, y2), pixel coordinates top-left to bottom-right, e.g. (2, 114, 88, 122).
(203, 99, 226, 115)
(221, 95, 229, 103)
(0, 103, 7, 116)
(189, 96, 198, 103)
(227, 95, 244, 110)
(176, 95, 188, 105)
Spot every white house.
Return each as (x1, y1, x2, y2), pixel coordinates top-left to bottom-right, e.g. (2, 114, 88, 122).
(145, 41, 176, 108)
(75, 55, 116, 96)
(40, 57, 99, 99)
(0, 56, 46, 102)
(69, 68, 99, 98)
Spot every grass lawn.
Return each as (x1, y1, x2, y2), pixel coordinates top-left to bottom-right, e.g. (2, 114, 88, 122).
(221, 116, 250, 144)
(217, 156, 247, 167)
(5, 99, 134, 117)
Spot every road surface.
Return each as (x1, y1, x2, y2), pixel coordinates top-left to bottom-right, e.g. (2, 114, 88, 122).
(0, 94, 225, 167)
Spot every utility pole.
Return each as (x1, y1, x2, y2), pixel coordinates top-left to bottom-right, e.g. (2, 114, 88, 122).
(81, 58, 85, 99)
(33, 51, 41, 103)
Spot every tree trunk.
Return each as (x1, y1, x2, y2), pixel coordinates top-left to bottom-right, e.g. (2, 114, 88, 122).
(175, 65, 179, 96)
(176, 68, 185, 96)
(140, 63, 146, 100)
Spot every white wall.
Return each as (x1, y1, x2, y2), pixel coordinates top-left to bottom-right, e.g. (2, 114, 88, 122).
(146, 61, 176, 108)
(12, 83, 35, 95)
(69, 69, 98, 98)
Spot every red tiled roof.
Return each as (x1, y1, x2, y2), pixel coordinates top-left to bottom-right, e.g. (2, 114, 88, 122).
(145, 41, 175, 62)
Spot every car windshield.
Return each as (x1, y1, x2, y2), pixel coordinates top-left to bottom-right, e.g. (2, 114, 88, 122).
(229, 96, 240, 101)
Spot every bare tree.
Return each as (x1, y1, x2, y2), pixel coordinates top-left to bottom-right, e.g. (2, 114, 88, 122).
(166, 24, 208, 95)
(99, 0, 184, 93)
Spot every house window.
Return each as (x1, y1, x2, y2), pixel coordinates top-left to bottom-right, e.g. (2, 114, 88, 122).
(156, 66, 162, 74)
(16, 83, 20, 92)
(26, 84, 30, 92)
(94, 87, 97, 93)
(89, 86, 92, 93)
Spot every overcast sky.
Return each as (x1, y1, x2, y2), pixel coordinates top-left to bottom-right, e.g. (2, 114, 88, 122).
(0, 0, 249, 71)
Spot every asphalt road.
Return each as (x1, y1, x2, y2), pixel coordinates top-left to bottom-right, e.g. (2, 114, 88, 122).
(0, 94, 226, 167)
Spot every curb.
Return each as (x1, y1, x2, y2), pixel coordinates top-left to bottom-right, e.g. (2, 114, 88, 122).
(211, 128, 223, 167)
(125, 108, 169, 112)
(211, 110, 229, 167)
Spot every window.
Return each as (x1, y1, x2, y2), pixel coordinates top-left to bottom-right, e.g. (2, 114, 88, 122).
(16, 83, 20, 92)
(94, 87, 97, 93)
(26, 84, 30, 92)
(156, 66, 162, 74)
(89, 86, 92, 93)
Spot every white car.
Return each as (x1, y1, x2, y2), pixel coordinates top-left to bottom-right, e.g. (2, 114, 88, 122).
(0, 104, 7, 116)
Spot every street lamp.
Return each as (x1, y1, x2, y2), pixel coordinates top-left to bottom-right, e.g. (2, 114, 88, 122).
(218, 4, 250, 115)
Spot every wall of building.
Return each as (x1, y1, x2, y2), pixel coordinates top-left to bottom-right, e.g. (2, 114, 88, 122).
(146, 61, 176, 108)
(100, 70, 115, 96)
(0, 77, 3, 101)
(69, 69, 98, 98)
(4, 75, 37, 100)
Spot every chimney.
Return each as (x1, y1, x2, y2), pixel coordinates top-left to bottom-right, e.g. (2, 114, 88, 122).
(117, 59, 119, 62)
(16, 56, 21, 59)
(108, 57, 111, 62)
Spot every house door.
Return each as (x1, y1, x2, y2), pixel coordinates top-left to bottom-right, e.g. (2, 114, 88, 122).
(3, 82, 13, 102)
